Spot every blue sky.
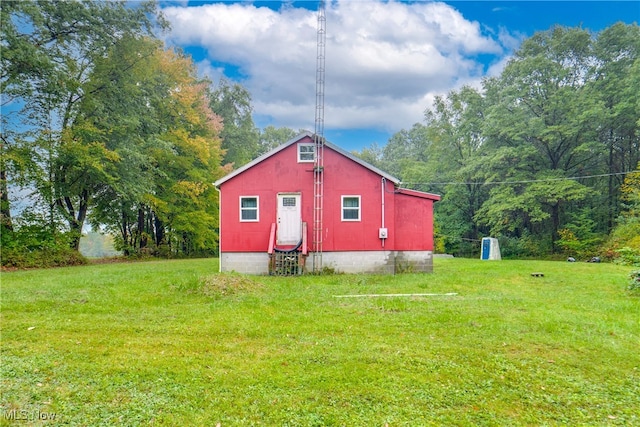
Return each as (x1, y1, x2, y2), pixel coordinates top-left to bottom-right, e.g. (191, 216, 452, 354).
(161, 1, 640, 151)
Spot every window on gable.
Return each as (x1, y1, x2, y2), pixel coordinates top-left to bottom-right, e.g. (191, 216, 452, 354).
(298, 143, 315, 162)
(341, 196, 361, 221)
(240, 196, 259, 222)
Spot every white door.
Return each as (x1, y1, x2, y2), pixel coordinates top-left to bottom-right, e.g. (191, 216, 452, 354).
(277, 194, 302, 245)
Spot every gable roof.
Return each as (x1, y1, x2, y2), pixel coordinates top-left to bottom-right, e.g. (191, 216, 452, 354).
(214, 131, 400, 187)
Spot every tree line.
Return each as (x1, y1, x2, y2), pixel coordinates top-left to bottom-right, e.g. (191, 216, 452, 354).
(1, 2, 638, 266)
(355, 24, 640, 261)
(0, 1, 304, 267)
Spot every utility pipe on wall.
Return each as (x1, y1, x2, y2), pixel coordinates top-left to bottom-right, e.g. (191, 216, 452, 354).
(381, 177, 386, 248)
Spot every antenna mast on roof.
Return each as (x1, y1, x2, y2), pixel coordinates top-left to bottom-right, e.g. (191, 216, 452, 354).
(312, 0, 326, 273)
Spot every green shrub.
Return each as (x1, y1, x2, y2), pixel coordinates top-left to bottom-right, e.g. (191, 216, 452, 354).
(306, 265, 339, 275)
(1, 246, 87, 269)
(498, 233, 551, 259)
(604, 216, 640, 263)
(628, 270, 640, 291)
(557, 228, 605, 259)
(0, 214, 87, 269)
(615, 247, 640, 267)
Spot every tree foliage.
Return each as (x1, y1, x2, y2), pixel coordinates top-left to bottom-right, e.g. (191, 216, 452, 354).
(424, 88, 489, 254)
(259, 125, 300, 154)
(357, 23, 640, 259)
(1, 0, 164, 251)
(605, 163, 640, 261)
(82, 38, 225, 257)
(209, 78, 260, 168)
(1, 1, 225, 265)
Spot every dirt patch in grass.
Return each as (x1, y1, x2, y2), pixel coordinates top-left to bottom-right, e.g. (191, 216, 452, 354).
(197, 273, 263, 298)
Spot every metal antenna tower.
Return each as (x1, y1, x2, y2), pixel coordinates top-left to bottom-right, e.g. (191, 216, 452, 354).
(312, 0, 326, 273)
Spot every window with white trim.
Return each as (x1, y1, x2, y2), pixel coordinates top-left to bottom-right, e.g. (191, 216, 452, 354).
(240, 196, 259, 222)
(298, 143, 315, 162)
(341, 196, 361, 221)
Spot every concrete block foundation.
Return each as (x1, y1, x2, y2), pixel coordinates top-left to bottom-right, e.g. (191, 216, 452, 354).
(220, 251, 434, 274)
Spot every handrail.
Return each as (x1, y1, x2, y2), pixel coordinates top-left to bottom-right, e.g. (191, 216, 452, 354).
(301, 222, 308, 256)
(274, 242, 302, 253)
(268, 223, 276, 254)
(270, 222, 308, 255)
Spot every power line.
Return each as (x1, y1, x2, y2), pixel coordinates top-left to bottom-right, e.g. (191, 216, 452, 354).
(402, 171, 635, 187)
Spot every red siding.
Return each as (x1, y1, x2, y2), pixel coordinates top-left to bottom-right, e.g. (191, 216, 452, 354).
(218, 135, 436, 253)
(320, 142, 396, 251)
(394, 192, 435, 251)
(219, 137, 314, 252)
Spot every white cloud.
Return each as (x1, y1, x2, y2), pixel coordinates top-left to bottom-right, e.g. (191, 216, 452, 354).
(486, 55, 512, 78)
(162, 0, 509, 136)
(498, 26, 525, 51)
(193, 59, 225, 84)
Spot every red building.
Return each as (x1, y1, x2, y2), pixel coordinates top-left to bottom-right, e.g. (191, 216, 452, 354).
(214, 132, 440, 274)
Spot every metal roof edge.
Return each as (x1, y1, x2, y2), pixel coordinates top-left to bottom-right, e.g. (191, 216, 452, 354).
(214, 131, 313, 187)
(396, 187, 441, 201)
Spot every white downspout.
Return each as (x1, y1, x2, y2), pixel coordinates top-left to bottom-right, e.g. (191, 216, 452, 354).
(215, 185, 222, 273)
(381, 177, 386, 248)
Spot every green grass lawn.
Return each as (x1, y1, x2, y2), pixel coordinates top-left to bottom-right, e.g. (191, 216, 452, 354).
(1, 258, 639, 426)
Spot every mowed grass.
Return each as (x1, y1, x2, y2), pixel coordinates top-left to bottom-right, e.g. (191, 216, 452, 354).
(1, 258, 639, 426)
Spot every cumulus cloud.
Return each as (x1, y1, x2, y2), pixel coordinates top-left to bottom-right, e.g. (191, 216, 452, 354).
(162, 0, 510, 135)
(193, 59, 225, 84)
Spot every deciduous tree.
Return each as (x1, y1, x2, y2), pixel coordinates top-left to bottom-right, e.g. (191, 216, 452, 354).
(209, 79, 260, 168)
(481, 27, 599, 250)
(259, 126, 299, 154)
(1, 0, 163, 249)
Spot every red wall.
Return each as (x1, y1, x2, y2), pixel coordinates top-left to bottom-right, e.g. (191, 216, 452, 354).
(394, 192, 435, 251)
(218, 136, 435, 252)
